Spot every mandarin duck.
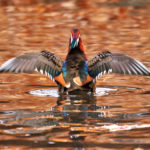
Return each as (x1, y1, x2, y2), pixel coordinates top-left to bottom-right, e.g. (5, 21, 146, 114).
(0, 29, 150, 94)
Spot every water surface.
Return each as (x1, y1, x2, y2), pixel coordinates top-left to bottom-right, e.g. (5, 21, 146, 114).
(0, 0, 150, 149)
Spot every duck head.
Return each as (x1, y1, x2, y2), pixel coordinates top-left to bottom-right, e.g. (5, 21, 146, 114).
(70, 29, 80, 50)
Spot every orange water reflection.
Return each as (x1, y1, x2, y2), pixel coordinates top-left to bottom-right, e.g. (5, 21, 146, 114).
(0, 0, 150, 149)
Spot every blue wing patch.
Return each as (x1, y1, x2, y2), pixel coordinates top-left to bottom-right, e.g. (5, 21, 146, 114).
(79, 61, 88, 82)
(62, 61, 67, 78)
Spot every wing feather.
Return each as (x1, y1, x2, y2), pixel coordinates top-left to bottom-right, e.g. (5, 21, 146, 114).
(0, 50, 63, 81)
(88, 51, 150, 80)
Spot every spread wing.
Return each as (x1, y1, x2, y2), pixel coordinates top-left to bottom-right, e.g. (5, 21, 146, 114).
(87, 51, 150, 80)
(0, 50, 69, 86)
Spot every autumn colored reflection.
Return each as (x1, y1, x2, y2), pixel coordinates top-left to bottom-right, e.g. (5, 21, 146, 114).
(0, 0, 150, 149)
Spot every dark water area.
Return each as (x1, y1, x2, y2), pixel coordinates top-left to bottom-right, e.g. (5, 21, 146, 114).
(0, 0, 150, 149)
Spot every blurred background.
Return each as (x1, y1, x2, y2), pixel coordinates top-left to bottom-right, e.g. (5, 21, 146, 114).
(0, 0, 150, 58)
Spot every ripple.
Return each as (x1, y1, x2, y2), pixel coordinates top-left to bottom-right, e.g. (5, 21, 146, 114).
(29, 87, 117, 97)
(29, 89, 59, 97)
(95, 87, 117, 96)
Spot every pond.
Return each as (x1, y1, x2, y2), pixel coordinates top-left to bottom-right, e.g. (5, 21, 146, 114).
(0, 0, 150, 149)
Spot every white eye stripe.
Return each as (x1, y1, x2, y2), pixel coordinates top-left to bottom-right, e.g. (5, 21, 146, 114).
(75, 37, 79, 46)
(70, 34, 80, 44)
(70, 34, 73, 43)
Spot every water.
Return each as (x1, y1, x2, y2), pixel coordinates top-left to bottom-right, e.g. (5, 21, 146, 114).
(0, 0, 150, 149)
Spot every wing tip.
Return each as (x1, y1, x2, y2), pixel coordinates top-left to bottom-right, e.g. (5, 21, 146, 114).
(135, 60, 150, 76)
(0, 58, 16, 73)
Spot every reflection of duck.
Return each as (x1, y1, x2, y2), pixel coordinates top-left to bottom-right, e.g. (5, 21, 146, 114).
(54, 91, 96, 119)
(52, 93, 120, 143)
(0, 29, 150, 94)
(54, 92, 112, 122)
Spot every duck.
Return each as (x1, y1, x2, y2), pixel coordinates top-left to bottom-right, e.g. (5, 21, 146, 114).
(0, 29, 150, 94)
